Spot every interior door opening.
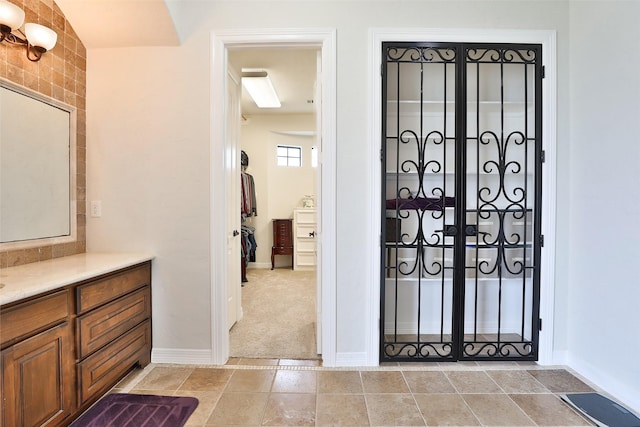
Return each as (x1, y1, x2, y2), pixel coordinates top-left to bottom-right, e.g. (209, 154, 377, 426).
(226, 46, 323, 361)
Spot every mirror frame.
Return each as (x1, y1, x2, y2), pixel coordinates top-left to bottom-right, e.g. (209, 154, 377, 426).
(0, 78, 77, 250)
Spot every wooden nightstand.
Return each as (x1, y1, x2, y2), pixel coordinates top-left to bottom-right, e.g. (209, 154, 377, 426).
(271, 219, 293, 269)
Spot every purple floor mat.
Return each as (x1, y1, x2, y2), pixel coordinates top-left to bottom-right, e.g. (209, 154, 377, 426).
(70, 393, 199, 427)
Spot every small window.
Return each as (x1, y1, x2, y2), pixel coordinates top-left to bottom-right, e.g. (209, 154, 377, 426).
(311, 146, 318, 168)
(277, 145, 302, 167)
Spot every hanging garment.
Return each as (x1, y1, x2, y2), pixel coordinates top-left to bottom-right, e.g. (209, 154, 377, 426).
(241, 171, 258, 217)
(242, 225, 257, 262)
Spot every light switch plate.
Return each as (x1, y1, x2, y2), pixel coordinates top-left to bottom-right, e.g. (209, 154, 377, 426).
(90, 201, 102, 217)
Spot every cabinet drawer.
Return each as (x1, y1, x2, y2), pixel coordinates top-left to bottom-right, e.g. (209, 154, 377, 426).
(77, 320, 151, 405)
(77, 287, 151, 359)
(296, 252, 317, 267)
(0, 290, 69, 348)
(295, 210, 316, 223)
(77, 262, 151, 314)
(296, 240, 316, 253)
(296, 225, 316, 239)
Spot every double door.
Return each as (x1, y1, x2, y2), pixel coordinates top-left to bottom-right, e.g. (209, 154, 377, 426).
(381, 42, 543, 362)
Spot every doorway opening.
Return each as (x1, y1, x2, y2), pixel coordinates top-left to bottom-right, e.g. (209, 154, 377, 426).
(228, 47, 321, 360)
(210, 29, 337, 366)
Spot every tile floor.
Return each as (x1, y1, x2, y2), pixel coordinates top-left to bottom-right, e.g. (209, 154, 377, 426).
(109, 358, 599, 426)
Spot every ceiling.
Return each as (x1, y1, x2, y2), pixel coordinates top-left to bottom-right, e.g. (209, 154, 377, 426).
(228, 48, 318, 116)
(55, 1, 317, 116)
(56, 0, 180, 48)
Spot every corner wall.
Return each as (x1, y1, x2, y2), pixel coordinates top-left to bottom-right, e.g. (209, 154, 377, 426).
(567, 0, 640, 411)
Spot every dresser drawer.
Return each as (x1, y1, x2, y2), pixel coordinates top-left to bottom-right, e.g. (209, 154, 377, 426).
(77, 320, 151, 405)
(76, 286, 151, 359)
(295, 209, 316, 224)
(76, 262, 151, 314)
(1, 290, 69, 348)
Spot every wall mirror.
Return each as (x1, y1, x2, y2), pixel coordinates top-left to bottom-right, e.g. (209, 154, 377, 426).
(0, 79, 77, 249)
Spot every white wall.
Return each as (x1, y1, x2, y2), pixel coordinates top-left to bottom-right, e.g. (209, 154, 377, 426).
(86, 44, 212, 352)
(240, 114, 316, 268)
(87, 0, 570, 358)
(89, 0, 640, 396)
(567, 1, 640, 411)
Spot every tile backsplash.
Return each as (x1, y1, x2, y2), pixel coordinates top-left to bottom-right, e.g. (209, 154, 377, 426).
(0, 0, 86, 268)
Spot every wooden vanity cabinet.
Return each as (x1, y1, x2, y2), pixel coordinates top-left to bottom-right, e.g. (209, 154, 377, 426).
(75, 262, 152, 408)
(0, 260, 152, 427)
(1, 291, 75, 427)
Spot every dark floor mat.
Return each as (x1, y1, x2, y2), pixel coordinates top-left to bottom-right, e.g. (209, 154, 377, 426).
(70, 393, 199, 427)
(561, 393, 640, 427)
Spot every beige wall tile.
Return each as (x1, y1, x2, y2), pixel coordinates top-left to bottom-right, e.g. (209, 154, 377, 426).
(0, 0, 86, 266)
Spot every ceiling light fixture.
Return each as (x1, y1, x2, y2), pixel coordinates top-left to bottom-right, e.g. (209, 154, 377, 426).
(241, 70, 281, 108)
(0, 0, 57, 62)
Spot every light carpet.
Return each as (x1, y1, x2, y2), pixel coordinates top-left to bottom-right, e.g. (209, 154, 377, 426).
(229, 268, 319, 360)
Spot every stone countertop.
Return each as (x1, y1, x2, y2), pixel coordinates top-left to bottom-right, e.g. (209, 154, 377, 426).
(0, 252, 154, 306)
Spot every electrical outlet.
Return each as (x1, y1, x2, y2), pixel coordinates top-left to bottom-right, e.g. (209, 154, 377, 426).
(90, 201, 102, 218)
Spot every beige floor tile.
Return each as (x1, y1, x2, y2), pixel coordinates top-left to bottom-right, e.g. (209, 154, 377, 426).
(413, 393, 481, 426)
(487, 370, 549, 393)
(132, 366, 193, 391)
(112, 367, 147, 391)
(316, 394, 369, 426)
(271, 370, 316, 393)
(205, 392, 269, 426)
(226, 369, 276, 392)
(462, 393, 535, 426)
(174, 390, 222, 426)
(445, 370, 502, 393)
(361, 371, 409, 393)
(261, 393, 316, 426)
(510, 393, 593, 426)
(527, 369, 594, 393)
(403, 371, 456, 394)
(180, 368, 234, 392)
(365, 393, 425, 426)
(318, 371, 363, 394)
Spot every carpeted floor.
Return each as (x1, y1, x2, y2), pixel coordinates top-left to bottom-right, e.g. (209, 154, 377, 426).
(229, 268, 319, 360)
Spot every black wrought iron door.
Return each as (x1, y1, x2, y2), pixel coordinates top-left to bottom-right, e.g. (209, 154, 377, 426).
(381, 42, 543, 362)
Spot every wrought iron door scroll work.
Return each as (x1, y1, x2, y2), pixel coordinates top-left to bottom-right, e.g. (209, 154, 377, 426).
(381, 42, 543, 362)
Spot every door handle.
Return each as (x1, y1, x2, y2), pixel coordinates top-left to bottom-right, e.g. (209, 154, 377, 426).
(435, 225, 458, 236)
(465, 225, 477, 236)
(233, 230, 239, 236)
(309, 231, 316, 237)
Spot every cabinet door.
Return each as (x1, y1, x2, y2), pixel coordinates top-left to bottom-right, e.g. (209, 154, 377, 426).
(2, 322, 75, 427)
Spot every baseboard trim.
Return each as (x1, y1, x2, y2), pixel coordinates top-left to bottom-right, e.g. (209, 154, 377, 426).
(151, 348, 215, 365)
(247, 263, 271, 269)
(335, 352, 375, 367)
(568, 355, 640, 415)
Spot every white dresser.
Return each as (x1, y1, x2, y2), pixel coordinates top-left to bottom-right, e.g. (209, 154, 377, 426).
(293, 208, 317, 270)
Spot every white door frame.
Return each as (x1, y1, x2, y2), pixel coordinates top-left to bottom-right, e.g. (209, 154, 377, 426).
(210, 28, 337, 365)
(368, 28, 557, 365)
